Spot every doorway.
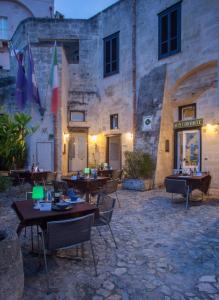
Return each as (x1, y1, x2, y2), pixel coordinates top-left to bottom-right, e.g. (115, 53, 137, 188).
(107, 135, 121, 170)
(36, 142, 53, 171)
(68, 132, 87, 172)
(177, 129, 201, 170)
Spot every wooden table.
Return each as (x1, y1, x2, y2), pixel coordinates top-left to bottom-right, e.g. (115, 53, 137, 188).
(166, 173, 211, 195)
(12, 200, 98, 235)
(62, 176, 109, 202)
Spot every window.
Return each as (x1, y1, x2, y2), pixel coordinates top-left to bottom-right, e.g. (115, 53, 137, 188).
(110, 114, 118, 129)
(179, 104, 196, 121)
(0, 17, 8, 40)
(70, 111, 85, 122)
(158, 2, 181, 59)
(63, 40, 79, 64)
(104, 32, 119, 77)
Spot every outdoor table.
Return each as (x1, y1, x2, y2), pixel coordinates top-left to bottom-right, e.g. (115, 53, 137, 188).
(165, 173, 211, 195)
(12, 200, 98, 235)
(62, 176, 109, 202)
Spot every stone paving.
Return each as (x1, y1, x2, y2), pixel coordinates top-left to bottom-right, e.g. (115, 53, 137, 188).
(1, 186, 219, 299)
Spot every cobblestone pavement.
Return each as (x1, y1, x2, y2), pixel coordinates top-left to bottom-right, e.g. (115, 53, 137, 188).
(1, 186, 219, 300)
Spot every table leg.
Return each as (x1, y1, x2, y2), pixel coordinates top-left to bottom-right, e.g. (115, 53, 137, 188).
(85, 192, 90, 202)
(17, 224, 24, 236)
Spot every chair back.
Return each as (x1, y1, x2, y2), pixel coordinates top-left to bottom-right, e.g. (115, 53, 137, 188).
(96, 194, 116, 224)
(31, 172, 47, 184)
(46, 214, 94, 251)
(26, 192, 33, 200)
(53, 180, 69, 195)
(165, 179, 188, 194)
(112, 170, 123, 180)
(46, 172, 57, 184)
(102, 179, 118, 194)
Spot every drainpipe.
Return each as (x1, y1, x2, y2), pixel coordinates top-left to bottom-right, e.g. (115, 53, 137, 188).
(53, 115, 58, 172)
(132, 0, 137, 149)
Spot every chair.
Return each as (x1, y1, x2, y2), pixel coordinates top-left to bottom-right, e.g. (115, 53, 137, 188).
(112, 170, 123, 183)
(25, 192, 40, 251)
(53, 180, 69, 195)
(10, 171, 25, 185)
(164, 178, 190, 209)
(94, 194, 117, 248)
(46, 172, 57, 186)
(102, 179, 121, 207)
(39, 214, 97, 292)
(31, 172, 47, 189)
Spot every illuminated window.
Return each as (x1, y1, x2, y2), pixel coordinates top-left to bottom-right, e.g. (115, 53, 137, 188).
(179, 104, 196, 121)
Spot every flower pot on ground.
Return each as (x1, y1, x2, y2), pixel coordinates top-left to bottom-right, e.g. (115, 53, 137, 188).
(122, 151, 154, 191)
(0, 229, 24, 300)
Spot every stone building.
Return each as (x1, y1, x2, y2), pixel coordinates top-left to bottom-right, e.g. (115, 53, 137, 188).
(1, 0, 219, 191)
(0, 0, 54, 69)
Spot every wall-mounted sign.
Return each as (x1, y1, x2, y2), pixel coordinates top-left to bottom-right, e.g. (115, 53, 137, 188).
(174, 118, 203, 130)
(142, 115, 153, 131)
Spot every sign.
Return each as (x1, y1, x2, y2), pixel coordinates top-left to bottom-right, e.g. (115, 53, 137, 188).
(142, 115, 153, 131)
(174, 118, 203, 129)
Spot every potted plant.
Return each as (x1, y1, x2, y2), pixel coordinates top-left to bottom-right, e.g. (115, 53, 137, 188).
(122, 151, 154, 191)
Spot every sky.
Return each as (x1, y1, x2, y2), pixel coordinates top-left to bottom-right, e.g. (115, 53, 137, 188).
(55, 0, 119, 19)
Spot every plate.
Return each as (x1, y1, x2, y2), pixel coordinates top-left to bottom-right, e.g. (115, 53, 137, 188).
(52, 203, 73, 211)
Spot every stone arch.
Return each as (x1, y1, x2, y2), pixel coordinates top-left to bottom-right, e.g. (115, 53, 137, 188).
(169, 60, 218, 105)
(0, 0, 34, 17)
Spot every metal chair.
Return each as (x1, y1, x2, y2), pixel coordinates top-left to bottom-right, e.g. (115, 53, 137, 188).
(94, 194, 118, 248)
(39, 214, 97, 293)
(52, 180, 69, 195)
(25, 192, 40, 251)
(164, 178, 190, 209)
(102, 179, 121, 207)
(31, 172, 47, 189)
(46, 172, 57, 186)
(112, 169, 123, 183)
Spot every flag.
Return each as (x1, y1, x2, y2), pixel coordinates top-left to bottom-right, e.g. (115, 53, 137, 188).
(15, 53, 27, 110)
(27, 42, 42, 108)
(50, 42, 59, 114)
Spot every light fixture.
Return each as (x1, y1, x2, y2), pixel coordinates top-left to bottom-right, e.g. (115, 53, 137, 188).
(126, 132, 133, 140)
(90, 135, 97, 143)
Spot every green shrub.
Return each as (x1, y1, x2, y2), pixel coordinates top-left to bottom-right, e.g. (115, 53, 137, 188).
(124, 151, 155, 179)
(0, 176, 12, 192)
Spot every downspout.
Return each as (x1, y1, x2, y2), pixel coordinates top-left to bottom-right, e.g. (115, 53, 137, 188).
(131, 0, 137, 148)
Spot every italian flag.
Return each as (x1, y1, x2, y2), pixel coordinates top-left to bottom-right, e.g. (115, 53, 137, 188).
(50, 42, 59, 114)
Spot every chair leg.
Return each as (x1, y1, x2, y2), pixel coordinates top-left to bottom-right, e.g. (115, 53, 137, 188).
(115, 191, 121, 208)
(108, 224, 118, 249)
(90, 239, 97, 276)
(31, 226, 34, 252)
(185, 189, 190, 210)
(41, 232, 50, 294)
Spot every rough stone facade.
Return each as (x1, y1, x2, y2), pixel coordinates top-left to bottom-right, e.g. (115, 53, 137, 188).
(1, 0, 219, 190)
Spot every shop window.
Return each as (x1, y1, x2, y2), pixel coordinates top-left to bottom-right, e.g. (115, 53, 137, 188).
(104, 32, 119, 77)
(70, 111, 85, 122)
(158, 2, 181, 59)
(179, 104, 196, 121)
(0, 17, 8, 40)
(63, 40, 79, 64)
(110, 114, 118, 129)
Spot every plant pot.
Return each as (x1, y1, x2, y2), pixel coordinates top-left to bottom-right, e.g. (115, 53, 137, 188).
(122, 178, 153, 191)
(0, 229, 24, 300)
